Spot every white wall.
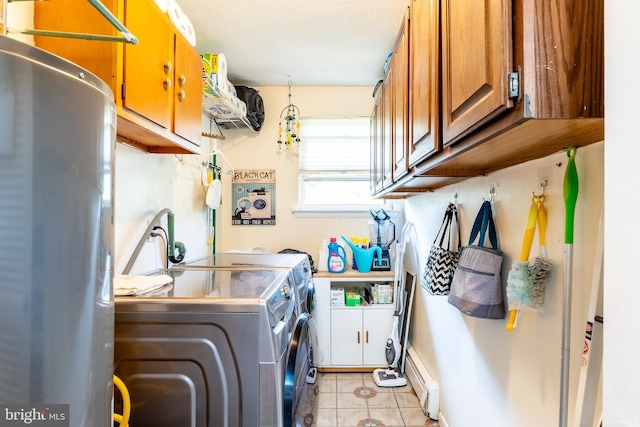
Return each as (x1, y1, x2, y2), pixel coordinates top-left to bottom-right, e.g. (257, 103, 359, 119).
(604, 0, 640, 425)
(403, 143, 603, 427)
(212, 86, 402, 259)
(3, 1, 32, 44)
(112, 137, 213, 274)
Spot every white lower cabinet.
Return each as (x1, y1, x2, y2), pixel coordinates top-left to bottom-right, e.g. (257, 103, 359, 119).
(312, 272, 395, 369)
(330, 306, 394, 366)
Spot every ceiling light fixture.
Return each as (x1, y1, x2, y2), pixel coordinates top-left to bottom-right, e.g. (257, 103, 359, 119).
(277, 80, 301, 150)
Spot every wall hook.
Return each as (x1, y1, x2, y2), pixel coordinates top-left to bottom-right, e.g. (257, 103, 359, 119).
(540, 178, 548, 194)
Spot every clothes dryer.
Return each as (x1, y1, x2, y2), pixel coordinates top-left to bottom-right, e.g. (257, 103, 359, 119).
(177, 253, 314, 317)
(114, 267, 310, 427)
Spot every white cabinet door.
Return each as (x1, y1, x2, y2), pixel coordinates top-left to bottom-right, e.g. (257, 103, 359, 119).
(312, 278, 331, 366)
(330, 309, 363, 366)
(363, 307, 395, 366)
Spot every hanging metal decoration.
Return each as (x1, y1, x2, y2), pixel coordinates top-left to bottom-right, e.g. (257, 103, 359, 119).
(277, 81, 301, 150)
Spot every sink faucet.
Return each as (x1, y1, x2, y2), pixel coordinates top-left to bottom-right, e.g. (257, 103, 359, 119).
(122, 208, 186, 274)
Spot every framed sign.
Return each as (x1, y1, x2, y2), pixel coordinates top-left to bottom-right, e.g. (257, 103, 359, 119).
(231, 169, 276, 225)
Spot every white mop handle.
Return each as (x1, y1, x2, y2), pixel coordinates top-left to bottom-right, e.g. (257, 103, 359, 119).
(572, 210, 604, 427)
(560, 244, 573, 427)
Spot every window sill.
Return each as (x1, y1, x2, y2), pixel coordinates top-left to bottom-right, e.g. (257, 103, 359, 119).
(292, 207, 400, 219)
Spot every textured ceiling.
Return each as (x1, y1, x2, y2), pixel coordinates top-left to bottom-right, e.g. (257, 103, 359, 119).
(177, 0, 410, 86)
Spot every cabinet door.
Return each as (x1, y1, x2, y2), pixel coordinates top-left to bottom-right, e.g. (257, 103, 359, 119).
(173, 35, 203, 144)
(312, 278, 331, 367)
(330, 309, 362, 366)
(441, 0, 513, 146)
(370, 88, 385, 195)
(123, 0, 173, 129)
(34, 0, 119, 92)
(408, 0, 440, 167)
(362, 308, 395, 366)
(381, 72, 394, 188)
(370, 104, 380, 195)
(392, 13, 409, 181)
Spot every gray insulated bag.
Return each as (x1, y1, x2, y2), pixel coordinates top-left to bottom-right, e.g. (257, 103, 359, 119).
(448, 201, 505, 319)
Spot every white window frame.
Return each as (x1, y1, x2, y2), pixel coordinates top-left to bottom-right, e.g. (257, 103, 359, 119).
(293, 116, 387, 218)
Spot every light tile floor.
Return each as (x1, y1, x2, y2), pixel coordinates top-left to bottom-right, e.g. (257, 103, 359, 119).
(294, 372, 439, 427)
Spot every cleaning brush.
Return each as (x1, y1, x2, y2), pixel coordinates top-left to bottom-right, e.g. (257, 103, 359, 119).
(506, 195, 553, 330)
(522, 195, 552, 312)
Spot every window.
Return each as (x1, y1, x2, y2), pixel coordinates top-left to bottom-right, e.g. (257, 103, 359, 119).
(296, 117, 385, 215)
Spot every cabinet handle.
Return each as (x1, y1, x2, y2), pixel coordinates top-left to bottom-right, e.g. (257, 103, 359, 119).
(164, 61, 173, 74)
(178, 74, 186, 87)
(357, 331, 360, 344)
(366, 331, 369, 343)
(163, 78, 172, 91)
(178, 90, 186, 102)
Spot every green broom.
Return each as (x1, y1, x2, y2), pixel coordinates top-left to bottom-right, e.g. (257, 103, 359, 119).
(560, 148, 579, 427)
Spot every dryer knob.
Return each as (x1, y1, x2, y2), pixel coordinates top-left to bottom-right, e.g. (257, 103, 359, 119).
(281, 285, 291, 300)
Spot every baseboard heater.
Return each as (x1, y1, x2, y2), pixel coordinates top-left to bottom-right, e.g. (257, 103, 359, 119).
(405, 346, 440, 420)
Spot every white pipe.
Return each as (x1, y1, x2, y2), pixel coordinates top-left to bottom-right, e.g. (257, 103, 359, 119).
(122, 208, 173, 274)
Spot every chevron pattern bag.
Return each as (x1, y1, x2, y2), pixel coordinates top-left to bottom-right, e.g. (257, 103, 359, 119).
(422, 203, 461, 295)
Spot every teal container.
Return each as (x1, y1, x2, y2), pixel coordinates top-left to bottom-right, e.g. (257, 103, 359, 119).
(341, 236, 382, 273)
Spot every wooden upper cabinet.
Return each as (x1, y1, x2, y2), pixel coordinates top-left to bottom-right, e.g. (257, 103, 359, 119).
(409, 0, 440, 167)
(34, 0, 118, 89)
(517, 0, 604, 119)
(374, 0, 604, 196)
(441, 0, 513, 146)
(370, 88, 383, 195)
(382, 71, 394, 189)
(123, 0, 173, 130)
(391, 11, 410, 182)
(173, 34, 204, 144)
(34, 0, 202, 154)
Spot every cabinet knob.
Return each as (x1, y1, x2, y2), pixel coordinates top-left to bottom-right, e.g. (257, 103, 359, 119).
(178, 75, 186, 87)
(178, 90, 186, 102)
(163, 78, 172, 91)
(164, 61, 173, 74)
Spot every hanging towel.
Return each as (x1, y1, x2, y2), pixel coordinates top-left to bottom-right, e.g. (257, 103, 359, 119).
(206, 178, 222, 209)
(114, 274, 173, 296)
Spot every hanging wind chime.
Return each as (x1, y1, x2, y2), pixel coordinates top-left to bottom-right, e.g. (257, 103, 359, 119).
(277, 81, 301, 150)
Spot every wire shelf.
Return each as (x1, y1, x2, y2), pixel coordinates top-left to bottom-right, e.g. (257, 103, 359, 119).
(202, 81, 254, 131)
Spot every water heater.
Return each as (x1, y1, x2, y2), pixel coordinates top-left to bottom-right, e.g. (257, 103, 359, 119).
(0, 36, 115, 426)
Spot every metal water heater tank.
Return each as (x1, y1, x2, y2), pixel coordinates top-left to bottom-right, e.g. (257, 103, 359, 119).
(0, 36, 115, 426)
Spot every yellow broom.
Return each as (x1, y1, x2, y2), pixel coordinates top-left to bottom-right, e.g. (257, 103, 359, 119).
(506, 195, 552, 331)
(525, 195, 551, 312)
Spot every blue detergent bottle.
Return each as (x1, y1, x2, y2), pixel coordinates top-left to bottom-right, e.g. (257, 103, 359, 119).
(327, 237, 347, 273)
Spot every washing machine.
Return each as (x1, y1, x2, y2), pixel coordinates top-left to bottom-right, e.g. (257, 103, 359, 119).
(176, 252, 318, 388)
(176, 252, 314, 317)
(237, 189, 271, 219)
(114, 267, 310, 427)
